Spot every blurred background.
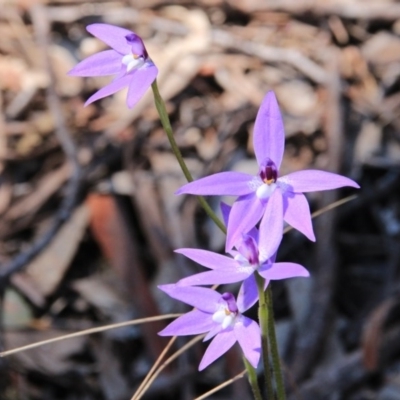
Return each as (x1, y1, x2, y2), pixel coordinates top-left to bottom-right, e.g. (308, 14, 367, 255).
(0, 0, 399, 399)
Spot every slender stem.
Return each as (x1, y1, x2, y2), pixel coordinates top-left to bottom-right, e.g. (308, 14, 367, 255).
(243, 357, 263, 400)
(266, 287, 286, 400)
(255, 273, 275, 399)
(151, 80, 226, 234)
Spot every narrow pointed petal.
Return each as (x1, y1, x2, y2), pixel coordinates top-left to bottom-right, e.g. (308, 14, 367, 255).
(126, 65, 158, 108)
(199, 330, 236, 370)
(178, 269, 252, 286)
(284, 192, 315, 241)
(258, 188, 283, 261)
(84, 74, 131, 106)
(253, 91, 285, 169)
(220, 202, 231, 226)
(158, 310, 215, 336)
(226, 194, 264, 251)
(281, 170, 360, 193)
(221, 203, 259, 244)
(175, 172, 254, 196)
(86, 24, 135, 54)
(234, 317, 261, 368)
(175, 249, 238, 270)
(203, 325, 223, 342)
(236, 275, 265, 312)
(68, 50, 122, 77)
(259, 262, 309, 280)
(158, 284, 220, 313)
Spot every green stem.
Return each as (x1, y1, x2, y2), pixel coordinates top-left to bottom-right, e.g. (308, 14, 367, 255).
(266, 287, 286, 400)
(256, 273, 275, 399)
(243, 357, 263, 400)
(151, 80, 226, 234)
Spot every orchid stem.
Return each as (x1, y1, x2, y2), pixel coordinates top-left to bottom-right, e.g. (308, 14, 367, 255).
(256, 273, 275, 399)
(243, 357, 263, 400)
(151, 80, 226, 234)
(266, 287, 286, 400)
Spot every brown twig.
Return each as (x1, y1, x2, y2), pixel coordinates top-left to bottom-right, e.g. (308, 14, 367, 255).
(0, 5, 82, 286)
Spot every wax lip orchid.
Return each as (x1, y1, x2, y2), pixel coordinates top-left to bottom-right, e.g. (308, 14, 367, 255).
(68, 23, 158, 108)
(158, 285, 261, 371)
(176, 91, 360, 249)
(175, 202, 309, 311)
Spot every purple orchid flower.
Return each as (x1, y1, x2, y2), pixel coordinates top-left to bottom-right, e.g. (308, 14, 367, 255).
(158, 285, 261, 370)
(68, 24, 158, 108)
(176, 91, 359, 249)
(175, 201, 309, 310)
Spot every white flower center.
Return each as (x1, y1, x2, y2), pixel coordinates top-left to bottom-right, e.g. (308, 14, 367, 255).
(212, 308, 236, 329)
(234, 253, 249, 266)
(256, 182, 276, 200)
(122, 54, 145, 72)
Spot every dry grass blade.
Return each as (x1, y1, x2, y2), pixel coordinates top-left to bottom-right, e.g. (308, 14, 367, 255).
(0, 314, 181, 357)
(133, 335, 205, 400)
(194, 369, 247, 400)
(283, 194, 357, 234)
(132, 336, 177, 398)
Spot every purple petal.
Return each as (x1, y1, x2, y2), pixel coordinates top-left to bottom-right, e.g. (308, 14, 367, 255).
(203, 325, 223, 342)
(220, 202, 231, 226)
(258, 188, 283, 261)
(234, 316, 261, 368)
(86, 24, 136, 54)
(253, 91, 285, 169)
(158, 310, 216, 337)
(259, 262, 309, 280)
(221, 203, 259, 245)
(158, 284, 220, 313)
(226, 194, 265, 251)
(84, 74, 132, 106)
(175, 249, 238, 270)
(284, 192, 315, 241)
(126, 65, 158, 108)
(68, 50, 122, 77)
(280, 170, 360, 193)
(175, 172, 254, 196)
(236, 275, 265, 312)
(178, 269, 252, 286)
(199, 330, 237, 370)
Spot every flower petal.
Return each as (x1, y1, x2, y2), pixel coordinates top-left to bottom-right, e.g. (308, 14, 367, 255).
(258, 188, 283, 261)
(226, 193, 264, 251)
(253, 91, 285, 169)
(203, 325, 223, 342)
(236, 275, 266, 312)
(175, 249, 238, 270)
(199, 330, 237, 370)
(126, 65, 158, 108)
(158, 284, 220, 313)
(178, 269, 252, 286)
(175, 172, 254, 196)
(158, 310, 215, 336)
(221, 203, 259, 245)
(280, 170, 360, 193)
(234, 316, 261, 368)
(84, 74, 132, 106)
(259, 262, 309, 280)
(86, 23, 136, 54)
(220, 202, 231, 226)
(284, 192, 315, 241)
(68, 50, 122, 77)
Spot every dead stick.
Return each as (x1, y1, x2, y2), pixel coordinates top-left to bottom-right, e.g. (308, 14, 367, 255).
(0, 5, 83, 286)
